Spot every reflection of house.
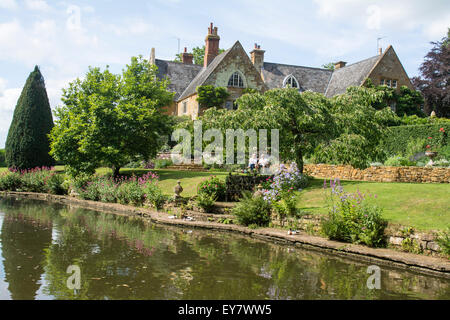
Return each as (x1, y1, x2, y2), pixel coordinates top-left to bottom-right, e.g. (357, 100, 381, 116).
(151, 23, 414, 119)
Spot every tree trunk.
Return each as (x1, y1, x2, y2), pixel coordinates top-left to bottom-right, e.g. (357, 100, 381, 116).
(112, 166, 121, 178)
(295, 149, 304, 174)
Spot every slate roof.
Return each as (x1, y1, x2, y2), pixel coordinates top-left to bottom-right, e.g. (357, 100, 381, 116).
(177, 46, 234, 101)
(155, 59, 203, 100)
(262, 63, 333, 94)
(324, 55, 381, 97)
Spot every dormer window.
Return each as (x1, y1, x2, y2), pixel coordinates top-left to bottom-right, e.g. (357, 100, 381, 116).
(228, 72, 245, 88)
(283, 75, 299, 88)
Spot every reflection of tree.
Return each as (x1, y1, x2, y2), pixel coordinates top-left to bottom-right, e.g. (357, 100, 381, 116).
(1, 197, 449, 300)
(0, 198, 53, 300)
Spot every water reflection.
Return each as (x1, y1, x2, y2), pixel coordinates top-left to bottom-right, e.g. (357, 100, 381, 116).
(0, 197, 448, 300)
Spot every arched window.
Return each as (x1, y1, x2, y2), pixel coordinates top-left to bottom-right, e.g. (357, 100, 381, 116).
(283, 75, 299, 88)
(228, 72, 245, 88)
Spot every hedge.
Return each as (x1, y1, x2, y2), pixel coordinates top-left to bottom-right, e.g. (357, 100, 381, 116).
(383, 124, 450, 156)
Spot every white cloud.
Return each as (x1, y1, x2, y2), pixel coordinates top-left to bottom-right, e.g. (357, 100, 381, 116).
(0, 0, 17, 9)
(366, 5, 381, 31)
(25, 0, 51, 12)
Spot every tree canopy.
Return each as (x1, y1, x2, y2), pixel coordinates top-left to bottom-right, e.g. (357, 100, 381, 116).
(5, 66, 55, 170)
(199, 86, 396, 172)
(49, 56, 174, 177)
(412, 29, 450, 117)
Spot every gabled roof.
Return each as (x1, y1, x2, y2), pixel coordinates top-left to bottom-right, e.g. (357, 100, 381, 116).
(262, 63, 333, 94)
(325, 55, 381, 97)
(155, 59, 203, 100)
(177, 44, 237, 101)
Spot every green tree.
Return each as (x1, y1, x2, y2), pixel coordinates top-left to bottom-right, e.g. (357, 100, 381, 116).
(174, 46, 225, 65)
(196, 85, 230, 109)
(5, 66, 55, 170)
(50, 56, 174, 177)
(322, 62, 335, 70)
(0, 149, 5, 167)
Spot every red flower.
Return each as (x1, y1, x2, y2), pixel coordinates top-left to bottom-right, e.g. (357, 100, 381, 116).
(428, 137, 432, 139)
(426, 145, 431, 149)
(440, 128, 445, 132)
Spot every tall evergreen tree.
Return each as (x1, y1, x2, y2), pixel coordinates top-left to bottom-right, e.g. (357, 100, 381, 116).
(5, 66, 55, 169)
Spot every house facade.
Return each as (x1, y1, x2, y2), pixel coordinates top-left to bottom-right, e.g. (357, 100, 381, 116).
(151, 23, 414, 118)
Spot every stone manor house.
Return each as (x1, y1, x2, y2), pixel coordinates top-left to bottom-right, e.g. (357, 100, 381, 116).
(150, 23, 414, 118)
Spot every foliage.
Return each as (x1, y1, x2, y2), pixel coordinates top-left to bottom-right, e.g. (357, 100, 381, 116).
(384, 155, 415, 167)
(5, 66, 55, 170)
(195, 192, 217, 212)
(143, 182, 167, 210)
(197, 175, 226, 200)
(271, 191, 300, 226)
(382, 124, 450, 157)
(154, 159, 173, 169)
(396, 115, 450, 126)
(0, 149, 5, 167)
(49, 56, 174, 177)
(261, 163, 309, 202)
(322, 62, 335, 70)
(404, 138, 427, 160)
(411, 30, 450, 117)
(435, 228, 450, 256)
(174, 46, 225, 65)
(0, 171, 23, 191)
(116, 180, 145, 206)
(232, 192, 272, 227)
(196, 85, 230, 109)
(321, 179, 387, 248)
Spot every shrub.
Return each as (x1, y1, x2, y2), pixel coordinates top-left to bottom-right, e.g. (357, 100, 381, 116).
(404, 137, 427, 160)
(20, 167, 53, 193)
(436, 228, 450, 256)
(271, 192, 300, 226)
(97, 178, 118, 203)
(232, 192, 272, 227)
(154, 159, 173, 169)
(321, 180, 387, 248)
(197, 176, 226, 200)
(143, 182, 166, 210)
(262, 163, 309, 202)
(116, 180, 145, 206)
(77, 178, 102, 201)
(195, 192, 217, 212)
(45, 172, 68, 195)
(0, 171, 23, 191)
(384, 155, 415, 167)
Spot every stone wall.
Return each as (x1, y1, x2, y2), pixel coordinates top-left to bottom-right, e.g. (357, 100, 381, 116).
(304, 164, 450, 183)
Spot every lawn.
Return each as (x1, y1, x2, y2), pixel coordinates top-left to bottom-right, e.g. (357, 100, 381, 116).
(298, 179, 450, 231)
(2, 166, 448, 231)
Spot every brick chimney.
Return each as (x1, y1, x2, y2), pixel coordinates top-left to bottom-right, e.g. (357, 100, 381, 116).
(182, 47, 193, 64)
(204, 22, 220, 67)
(334, 61, 347, 70)
(149, 47, 155, 65)
(250, 43, 265, 73)
(378, 47, 383, 55)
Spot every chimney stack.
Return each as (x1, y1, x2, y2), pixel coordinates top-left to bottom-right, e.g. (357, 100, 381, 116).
(204, 22, 220, 67)
(378, 47, 383, 55)
(149, 47, 156, 65)
(334, 61, 347, 70)
(250, 43, 265, 74)
(182, 47, 193, 64)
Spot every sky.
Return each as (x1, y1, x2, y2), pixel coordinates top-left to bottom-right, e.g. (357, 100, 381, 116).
(0, 0, 449, 148)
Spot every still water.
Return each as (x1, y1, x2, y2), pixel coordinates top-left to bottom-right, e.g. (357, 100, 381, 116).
(0, 197, 448, 300)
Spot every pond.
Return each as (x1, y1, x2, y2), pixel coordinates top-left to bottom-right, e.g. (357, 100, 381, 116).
(0, 197, 448, 300)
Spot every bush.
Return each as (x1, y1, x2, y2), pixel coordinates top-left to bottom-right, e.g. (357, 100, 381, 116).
(271, 191, 301, 226)
(20, 168, 53, 193)
(404, 137, 427, 160)
(195, 192, 217, 212)
(321, 180, 387, 248)
(98, 178, 118, 203)
(0, 171, 23, 191)
(116, 180, 145, 206)
(154, 159, 173, 169)
(197, 176, 226, 201)
(143, 182, 166, 210)
(232, 192, 272, 227)
(262, 163, 309, 202)
(384, 155, 415, 167)
(436, 228, 450, 256)
(77, 178, 102, 201)
(45, 172, 68, 195)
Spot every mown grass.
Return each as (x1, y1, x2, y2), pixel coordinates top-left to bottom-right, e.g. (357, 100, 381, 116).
(298, 179, 450, 231)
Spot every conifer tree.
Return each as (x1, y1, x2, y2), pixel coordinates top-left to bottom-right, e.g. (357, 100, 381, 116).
(5, 66, 55, 169)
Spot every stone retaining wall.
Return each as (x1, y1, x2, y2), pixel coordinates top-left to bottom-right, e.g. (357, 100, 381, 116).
(304, 164, 450, 183)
